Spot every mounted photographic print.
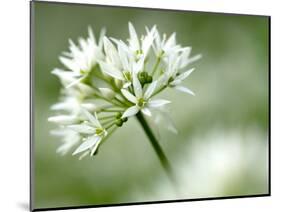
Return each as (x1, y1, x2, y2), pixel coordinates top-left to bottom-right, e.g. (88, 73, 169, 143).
(30, 1, 270, 211)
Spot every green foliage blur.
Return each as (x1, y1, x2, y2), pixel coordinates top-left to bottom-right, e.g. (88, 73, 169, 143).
(32, 1, 269, 209)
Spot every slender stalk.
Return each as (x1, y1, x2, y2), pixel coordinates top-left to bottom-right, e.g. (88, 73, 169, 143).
(101, 118, 116, 126)
(100, 126, 118, 146)
(93, 126, 118, 156)
(101, 108, 124, 113)
(104, 121, 116, 129)
(93, 93, 124, 108)
(136, 112, 175, 183)
(151, 56, 161, 76)
(114, 96, 130, 107)
(98, 114, 116, 120)
(151, 85, 167, 97)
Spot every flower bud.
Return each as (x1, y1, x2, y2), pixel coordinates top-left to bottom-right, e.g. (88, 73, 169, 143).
(115, 119, 123, 127)
(146, 75, 153, 83)
(115, 112, 122, 119)
(138, 71, 148, 85)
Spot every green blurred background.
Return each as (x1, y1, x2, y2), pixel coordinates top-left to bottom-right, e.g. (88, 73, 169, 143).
(33, 1, 269, 209)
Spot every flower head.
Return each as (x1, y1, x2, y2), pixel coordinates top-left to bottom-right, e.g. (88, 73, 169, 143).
(128, 22, 156, 59)
(49, 22, 201, 158)
(121, 73, 170, 118)
(69, 109, 107, 156)
(98, 36, 145, 88)
(54, 27, 106, 88)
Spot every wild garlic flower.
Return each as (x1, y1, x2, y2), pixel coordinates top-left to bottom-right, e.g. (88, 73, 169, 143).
(121, 73, 170, 118)
(152, 30, 179, 58)
(69, 109, 108, 156)
(128, 22, 156, 59)
(98, 36, 145, 88)
(55, 27, 105, 88)
(49, 23, 201, 158)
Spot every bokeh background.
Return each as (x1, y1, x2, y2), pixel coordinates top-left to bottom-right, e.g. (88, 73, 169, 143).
(32, 1, 269, 209)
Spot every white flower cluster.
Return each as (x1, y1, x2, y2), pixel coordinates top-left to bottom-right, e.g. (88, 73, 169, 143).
(49, 23, 201, 159)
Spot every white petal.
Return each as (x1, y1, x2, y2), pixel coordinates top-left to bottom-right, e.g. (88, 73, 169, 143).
(121, 89, 137, 103)
(122, 106, 139, 118)
(103, 37, 120, 67)
(98, 61, 124, 80)
(52, 68, 79, 78)
(66, 77, 84, 88)
(187, 54, 202, 65)
(123, 82, 131, 88)
(48, 115, 78, 125)
(78, 151, 90, 160)
(117, 42, 130, 70)
(77, 83, 95, 95)
(132, 56, 144, 73)
(98, 28, 106, 48)
(82, 109, 101, 128)
(62, 51, 72, 57)
(174, 68, 195, 82)
(87, 26, 96, 44)
(164, 33, 176, 50)
(99, 87, 116, 99)
(142, 26, 156, 57)
(169, 79, 181, 86)
(177, 47, 191, 67)
(90, 138, 102, 156)
(56, 132, 81, 155)
(132, 72, 143, 98)
(59, 56, 80, 73)
(68, 124, 95, 134)
(128, 22, 140, 51)
(141, 108, 152, 116)
(103, 37, 114, 53)
(51, 102, 71, 111)
(72, 136, 99, 155)
(148, 99, 171, 108)
(167, 124, 178, 134)
(68, 39, 80, 54)
(144, 81, 157, 99)
(52, 69, 79, 86)
(81, 103, 100, 112)
(155, 110, 178, 134)
(175, 86, 195, 96)
(111, 38, 130, 53)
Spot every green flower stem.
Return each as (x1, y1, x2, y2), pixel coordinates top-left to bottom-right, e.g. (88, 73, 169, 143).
(114, 96, 130, 107)
(104, 121, 116, 129)
(100, 126, 118, 146)
(98, 114, 116, 120)
(136, 112, 175, 183)
(93, 93, 124, 108)
(151, 56, 161, 77)
(115, 93, 132, 106)
(151, 85, 167, 97)
(128, 85, 134, 94)
(94, 126, 118, 156)
(101, 108, 124, 113)
(101, 118, 116, 126)
(92, 67, 118, 90)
